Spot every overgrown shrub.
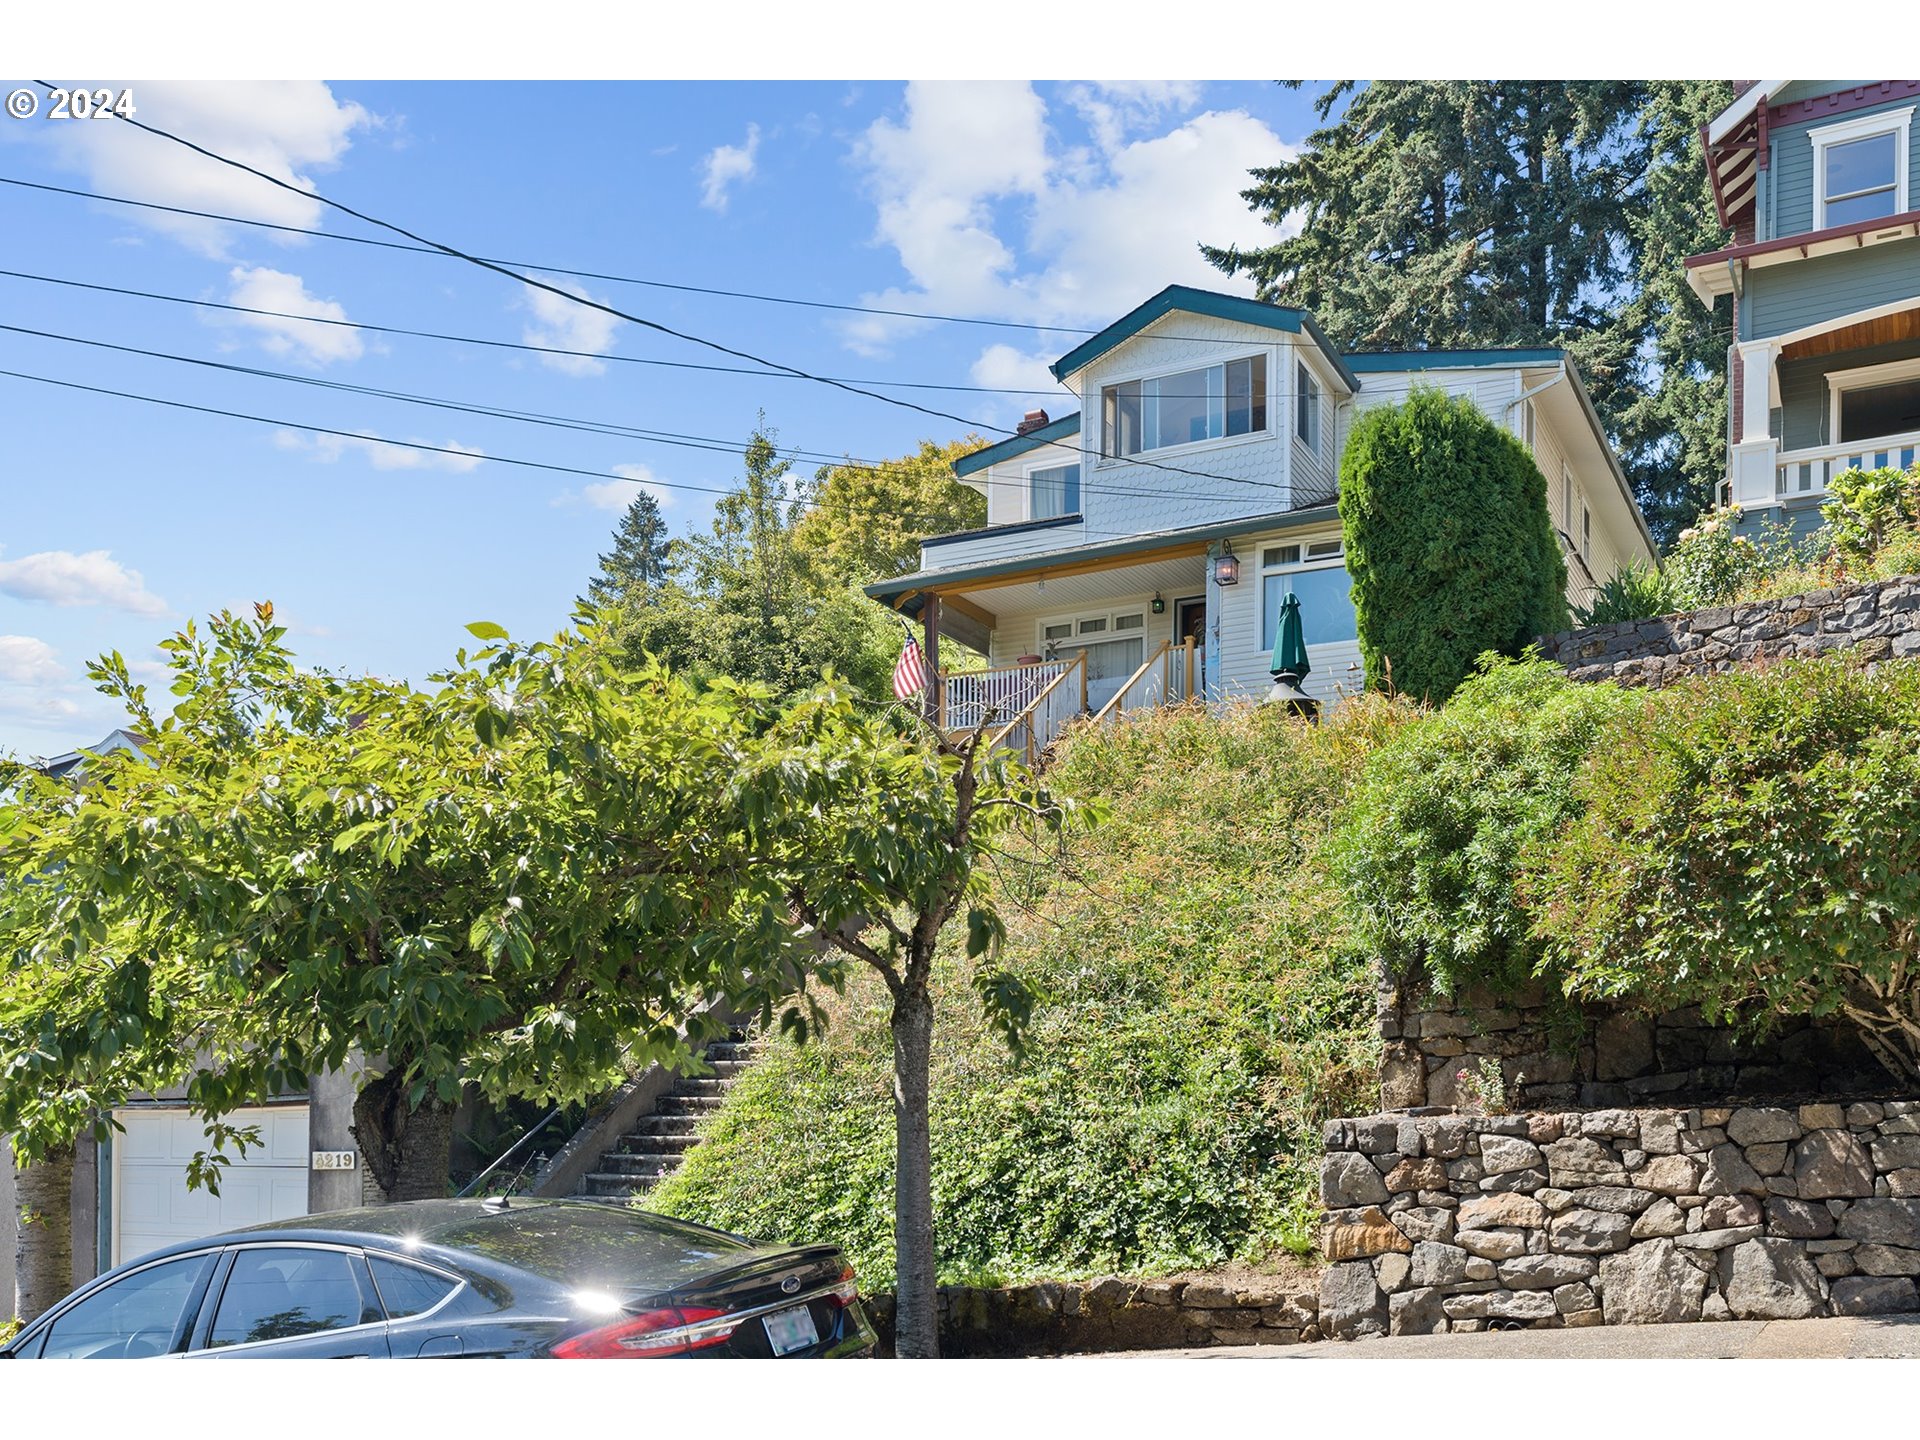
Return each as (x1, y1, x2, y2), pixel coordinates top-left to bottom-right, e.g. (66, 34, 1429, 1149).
(1340, 387, 1567, 703)
(1331, 657, 1632, 998)
(1573, 560, 1675, 625)
(650, 697, 1415, 1285)
(1525, 656, 1920, 1083)
(1822, 464, 1920, 570)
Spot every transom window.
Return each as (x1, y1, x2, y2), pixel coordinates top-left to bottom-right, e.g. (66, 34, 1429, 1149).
(1028, 462, 1080, 521)
(1259, 542, 1357, 651)
(1103, 355, 1267, 458)
(1813, 108, 1913, 229)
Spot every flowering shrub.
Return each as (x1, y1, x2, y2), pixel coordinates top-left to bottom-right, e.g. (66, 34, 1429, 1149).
(1663, 505, 1819, 607)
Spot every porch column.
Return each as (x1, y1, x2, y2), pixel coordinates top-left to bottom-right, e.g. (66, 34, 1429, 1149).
(920, 593, 942, 725)
(1729, 339, 1781, 509)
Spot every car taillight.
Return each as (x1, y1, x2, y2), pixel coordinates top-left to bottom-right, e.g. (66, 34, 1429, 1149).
(828, 1265, 859, 1306)
(552, 1306, 740, 1358)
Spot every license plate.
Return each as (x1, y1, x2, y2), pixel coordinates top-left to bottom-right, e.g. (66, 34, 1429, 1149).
(762, 1303, 820, 1356)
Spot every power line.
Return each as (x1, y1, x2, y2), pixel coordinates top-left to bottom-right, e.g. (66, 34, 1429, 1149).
(2, 173, 1298, 356)
(36, 100, 1291, 496)
(0, 325, 1307, 515)
(0, 266, 1291, 496)
(0, 267, 1043, 399)
(0, 173, 1098, 339)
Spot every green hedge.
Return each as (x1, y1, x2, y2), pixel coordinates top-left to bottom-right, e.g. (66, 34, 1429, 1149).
(1340, 387, 1567, 702)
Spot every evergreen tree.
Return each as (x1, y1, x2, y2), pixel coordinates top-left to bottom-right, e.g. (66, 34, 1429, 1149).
(1205, 81, 1735, 544)
(583, 488, 671, 609)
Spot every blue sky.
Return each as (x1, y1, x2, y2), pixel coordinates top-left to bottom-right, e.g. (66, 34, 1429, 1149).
(0, 79, 1327, 757)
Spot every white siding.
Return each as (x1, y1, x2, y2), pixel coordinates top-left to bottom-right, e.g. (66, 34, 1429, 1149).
(1212, 521, 1365, 709)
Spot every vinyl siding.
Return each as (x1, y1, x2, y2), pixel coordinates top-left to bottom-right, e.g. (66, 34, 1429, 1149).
(1210, 521, 1365, 708)
(1744, 238, 1920, 340)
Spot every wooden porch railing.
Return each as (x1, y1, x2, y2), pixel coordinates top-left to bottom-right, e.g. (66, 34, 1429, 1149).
(1090, 636, 1199, 725)
(941, 652, 1090, 767)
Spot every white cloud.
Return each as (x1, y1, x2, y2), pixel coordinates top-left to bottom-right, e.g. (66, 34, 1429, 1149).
(0, 548, 169, 615)
(13, 81, 374, 257)
(520, 277, 621, 377)
(844, 83, 1297, 360)
(0, 635, 66, 688)
(699, 123, 761, 212)
(970, 344, 1062, 397)
(0, 636, 85, 732)
(220, 265, 365, 365)
(273, 429, 485, 473)
(559, 463, 675, 513)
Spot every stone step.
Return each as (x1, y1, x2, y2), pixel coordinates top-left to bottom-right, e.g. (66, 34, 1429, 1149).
(580, 1172, 662, 1196)
(656, 1094, 725, 1115)
(698, 1059, 752, 1079)
(672, 1078, 727, 1097)
(703, 1042, 761, 1063)
(629, 1114, 701, 1138)
(598, 1151, 687, 1175)
(615, 1132, 700, 1155)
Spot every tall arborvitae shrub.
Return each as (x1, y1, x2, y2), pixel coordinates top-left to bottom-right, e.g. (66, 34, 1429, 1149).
(1339, 387, 1568, 702)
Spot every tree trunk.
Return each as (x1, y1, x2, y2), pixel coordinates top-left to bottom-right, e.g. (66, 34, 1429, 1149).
(889, 981, 938, 1359)
(350, 1068, 454, 1203)
(15, 1140, 75, 1324)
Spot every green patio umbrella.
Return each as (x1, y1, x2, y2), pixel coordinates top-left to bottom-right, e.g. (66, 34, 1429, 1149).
(1266, 591, 1318, 717)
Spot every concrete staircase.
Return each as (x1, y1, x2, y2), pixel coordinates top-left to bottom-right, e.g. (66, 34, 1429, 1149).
(571, 1028, 762, 1202)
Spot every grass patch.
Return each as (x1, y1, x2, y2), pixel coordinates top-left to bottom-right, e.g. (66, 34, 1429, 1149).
(649, 696, 1411, 1287)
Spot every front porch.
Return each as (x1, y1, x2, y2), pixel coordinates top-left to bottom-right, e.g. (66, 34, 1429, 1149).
(868, 504, 1362, 762)
(1725, 297, 1920, 523)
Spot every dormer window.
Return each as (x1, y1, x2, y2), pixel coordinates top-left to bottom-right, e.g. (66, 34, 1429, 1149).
(1028, 462, 1080, 521)
(1103, 355, 1266, 458)
(1812, 107, 1913, 229)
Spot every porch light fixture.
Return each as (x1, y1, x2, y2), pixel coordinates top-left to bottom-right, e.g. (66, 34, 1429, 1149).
(1151, 593, 1165, 614)
(1213, 542, 1240, 587)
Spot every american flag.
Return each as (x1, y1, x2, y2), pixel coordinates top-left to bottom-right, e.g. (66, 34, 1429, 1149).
(892, 635, 932, 701)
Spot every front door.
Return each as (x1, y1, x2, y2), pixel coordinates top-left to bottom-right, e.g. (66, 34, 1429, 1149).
(1173, 597, 1206, 696)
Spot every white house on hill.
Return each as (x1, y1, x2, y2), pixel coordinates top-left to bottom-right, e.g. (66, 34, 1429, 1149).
(866, 285, 1657, 750)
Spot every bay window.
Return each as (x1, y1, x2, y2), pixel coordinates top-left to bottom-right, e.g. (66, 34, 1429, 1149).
(1103, 355, 1267, 458)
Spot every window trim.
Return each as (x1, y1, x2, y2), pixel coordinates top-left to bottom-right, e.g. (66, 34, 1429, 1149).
(1811, 106, 1913, 229)
(1826, 354, 1920, 443)
(1035, 605, 1149, 656)
(1022, 456, 1081, 523)
(1257, 538, 1350, 656)
(1295, 358, 1322, 455)
(1096, 348, 1274, 464)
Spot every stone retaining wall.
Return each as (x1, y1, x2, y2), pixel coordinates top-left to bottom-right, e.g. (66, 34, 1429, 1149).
(1535, 573, 1920, 688)
(863, 1269, 1321, 1355)
(1379, 976, 1886, 1112)
(1318, 1103, 1920, 1339)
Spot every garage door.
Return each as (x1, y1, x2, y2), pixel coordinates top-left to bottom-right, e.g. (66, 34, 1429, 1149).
(113, 1106, 311, 1265)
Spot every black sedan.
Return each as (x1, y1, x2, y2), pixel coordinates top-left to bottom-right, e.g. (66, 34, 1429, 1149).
(1, 1198, 876, 1358)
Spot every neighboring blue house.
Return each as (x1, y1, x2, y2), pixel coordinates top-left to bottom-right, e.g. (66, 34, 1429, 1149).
(866, 285, 1657, 753)
(1689, 81, 1920, 533)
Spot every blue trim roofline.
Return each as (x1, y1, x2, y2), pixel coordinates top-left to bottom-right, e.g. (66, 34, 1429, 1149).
(1047, 285, 1361, 392)
(1342, 348, 1567, 372)
(952, 414, 1080, 478)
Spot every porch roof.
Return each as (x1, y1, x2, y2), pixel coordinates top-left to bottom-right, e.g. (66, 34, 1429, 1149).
(866, 503, 1339, 611)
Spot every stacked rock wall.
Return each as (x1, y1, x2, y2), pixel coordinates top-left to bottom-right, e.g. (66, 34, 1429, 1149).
(1535, 574, 1920, 688)
(1380, 977, 1886, 1112)
(1319, 1103, 1920, 1339)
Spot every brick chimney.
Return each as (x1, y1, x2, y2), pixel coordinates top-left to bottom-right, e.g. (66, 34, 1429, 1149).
(1015, 409, 1050, 436)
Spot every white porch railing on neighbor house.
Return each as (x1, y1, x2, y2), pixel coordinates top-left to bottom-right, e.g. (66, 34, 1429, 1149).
(941, 653, 1090, 767)
(1776, 430, 1920, 499)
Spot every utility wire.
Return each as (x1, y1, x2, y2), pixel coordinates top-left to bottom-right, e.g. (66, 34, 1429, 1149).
(0, 266, 1292, 495)
(0, 325, 1309, 514)
(33, 99, 1292, 494)
(0, 268, 1038, 398)
(1, 173, 1306, 354)
(0, 173, 1096, 338)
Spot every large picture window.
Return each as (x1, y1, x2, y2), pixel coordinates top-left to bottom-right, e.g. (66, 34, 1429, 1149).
(1259, 541, 1357, 651)
(1813, 108, 1912, 229)
(1103, 355, 1266, 458)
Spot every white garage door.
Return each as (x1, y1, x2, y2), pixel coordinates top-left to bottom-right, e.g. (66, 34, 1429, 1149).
(113, 1106, 311, 1266)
